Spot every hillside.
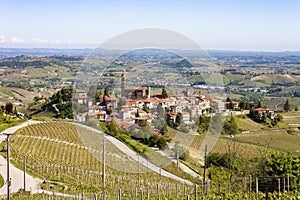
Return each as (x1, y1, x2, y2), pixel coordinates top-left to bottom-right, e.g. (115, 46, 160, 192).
(3, 121, 195, 198)
(251, 74, 297, 84)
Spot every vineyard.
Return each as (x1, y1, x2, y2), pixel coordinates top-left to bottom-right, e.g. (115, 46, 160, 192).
(1, 121, 299, 199)
(190, 134, 263, 160)
(6, 121, 200, 199)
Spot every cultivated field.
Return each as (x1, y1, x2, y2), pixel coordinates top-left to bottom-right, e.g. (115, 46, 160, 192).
(4, 121, 197, 198)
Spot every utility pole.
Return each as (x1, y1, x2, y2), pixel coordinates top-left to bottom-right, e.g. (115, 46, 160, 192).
(102, 139, 105, 200)
(203, 144, 207, 184)
(23, 154, 26, 192)
(138, 153, 140, 187)
(176, 146, 179, 172)
(3, 133, 14, 200)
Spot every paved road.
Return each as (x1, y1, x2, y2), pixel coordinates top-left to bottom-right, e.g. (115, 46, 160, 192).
(76, 123, 193, 185)
(0, 120, 41, 195)
(0, 120, 193, 197)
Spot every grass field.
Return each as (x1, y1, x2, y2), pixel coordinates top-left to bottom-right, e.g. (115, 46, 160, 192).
(282, 111, 300, 125)
(234, 129, 300, 155)
(251, 74, 297, 84)
(188, 113, 300, 165)
(189, 134, 263, 162)
(262, 97, 300, 110)
(234, 116, 263, 131)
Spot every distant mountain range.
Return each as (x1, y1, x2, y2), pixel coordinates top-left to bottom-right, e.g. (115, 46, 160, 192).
(1, 47, 300, 57)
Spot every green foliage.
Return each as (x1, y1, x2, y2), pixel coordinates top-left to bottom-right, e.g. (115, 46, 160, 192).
(161, 123, 168, 135)
(41, 88, 73, 119)
(157, 137, 167, 149)
(109, 119, 122, 137)
(0, 174, 4, 188)
(5, 102, 13, 114)
(143, 106, 150, 113)
(265, 152, 300, 189)
(276, 113, 283, 121)
(207, 152, 243, 170)
(223, 116, 239, 135)
(152, 117, 164, 130)
(162, 88, 168, 99)
(197, 115, 210, 133)
(175, 113, 183, 127)
(208, 165, 231, 181)
(104, 87, 109, 96)
(98, 122, 109, 133)
(173, 143, 190, 161)
(284, 99, 290, 112)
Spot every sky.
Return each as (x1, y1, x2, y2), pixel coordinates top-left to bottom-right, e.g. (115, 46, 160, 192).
(1, 0, 300, 51)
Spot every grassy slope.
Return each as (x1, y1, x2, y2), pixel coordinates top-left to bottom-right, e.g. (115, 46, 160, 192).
(251, 74, 297, 84)
(188, 113, 300, 164)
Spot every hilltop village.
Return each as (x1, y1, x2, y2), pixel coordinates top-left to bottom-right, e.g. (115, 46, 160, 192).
(73, 73, 276, 136)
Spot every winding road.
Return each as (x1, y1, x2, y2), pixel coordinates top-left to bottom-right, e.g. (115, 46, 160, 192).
(0, 120, 195, 196)
(0, 120, 41, 195)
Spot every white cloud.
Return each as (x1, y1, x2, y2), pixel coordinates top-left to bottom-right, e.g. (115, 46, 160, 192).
(10, 36, 23, 43)
(32, 37, 48, 44)
(32, 37, 100, 45)
(0, 36, 6, 43)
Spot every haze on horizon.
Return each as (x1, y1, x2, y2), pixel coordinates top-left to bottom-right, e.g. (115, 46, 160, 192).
(1, 0, 300, 51)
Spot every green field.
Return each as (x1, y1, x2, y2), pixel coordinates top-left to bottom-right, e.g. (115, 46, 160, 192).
(251, 74, 297, 84)
(188, 114, 300, 163)
(282, 111, 300, 125)
(262, 98, 300, 110)
(233, 129, 300, 154)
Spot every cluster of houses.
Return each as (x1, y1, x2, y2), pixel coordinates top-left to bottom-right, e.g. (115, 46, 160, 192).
(73, 73, 275, 128)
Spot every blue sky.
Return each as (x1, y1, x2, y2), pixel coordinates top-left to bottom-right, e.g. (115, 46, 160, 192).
(1, 0, 300, 51)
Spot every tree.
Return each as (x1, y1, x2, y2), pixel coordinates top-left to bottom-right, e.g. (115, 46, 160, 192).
(5, 102, 13, 114)
(276, 113, 283, 121)
(262, 112, 267, 123)
(104, 87, 109, 96)
(239, 100, 246, 110)
(173, 143, 190, 161)
(295, 105, 298, 111)
(229, 101, 234, 110)
(197, 115, 210, 133)
(109, 119, 122, 137)
(257, 100, 262, 108)
(284, 99, 290, 112)
(162, 88, 168, 99)
(135, 109, 140, 118)
(223, 116, 239, 135)
(175, 113, 183, 127)
(0, 105, 4, 116)
(157, 137, 167, 149)
(95, 89, 102, 102)
(161, 123, 168, 135)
